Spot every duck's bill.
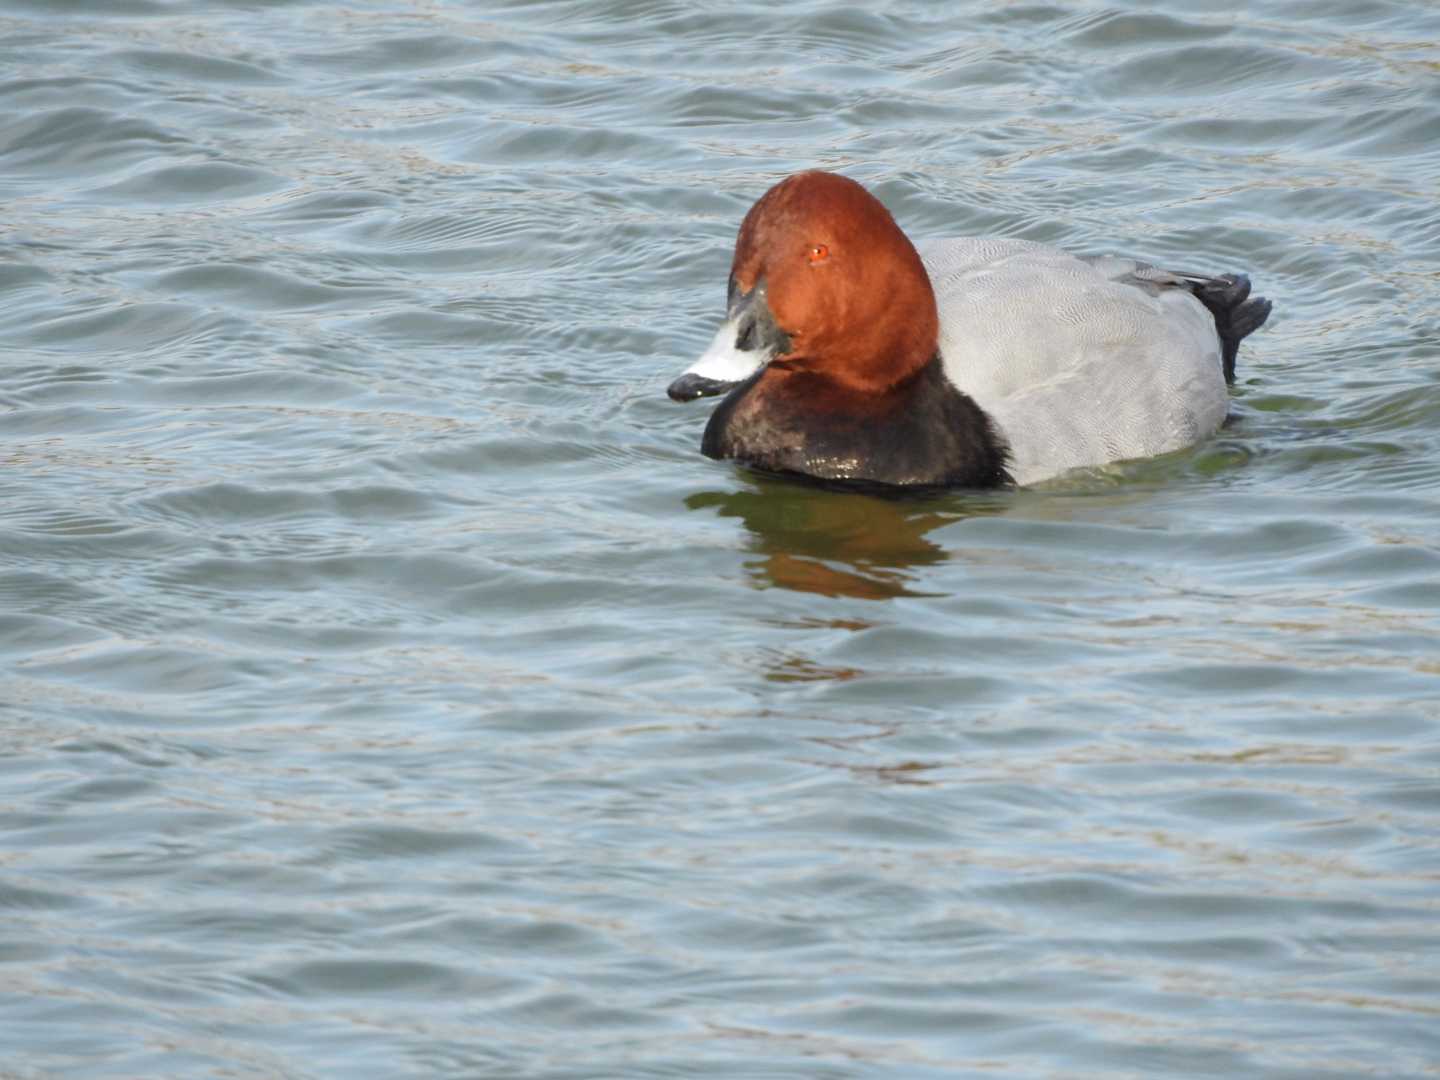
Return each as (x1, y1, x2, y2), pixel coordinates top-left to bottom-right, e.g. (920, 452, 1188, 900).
(666, 316, 769, 401)
(667, 278, 789, 402)
(667, 370, 739, 402)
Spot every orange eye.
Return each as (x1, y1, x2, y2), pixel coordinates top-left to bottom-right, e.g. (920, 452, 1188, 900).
(808, 243, 829, 264)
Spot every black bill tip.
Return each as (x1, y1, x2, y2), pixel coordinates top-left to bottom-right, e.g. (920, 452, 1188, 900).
(667, 372, 736, 402)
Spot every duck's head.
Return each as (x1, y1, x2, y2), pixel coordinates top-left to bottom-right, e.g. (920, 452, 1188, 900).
(667, 171, 939, 403)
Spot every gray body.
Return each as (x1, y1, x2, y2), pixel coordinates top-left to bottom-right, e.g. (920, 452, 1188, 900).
(916, 238, 1228, 485)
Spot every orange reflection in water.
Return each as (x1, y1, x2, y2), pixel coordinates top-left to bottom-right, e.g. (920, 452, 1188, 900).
(687, 474, 1010, 601)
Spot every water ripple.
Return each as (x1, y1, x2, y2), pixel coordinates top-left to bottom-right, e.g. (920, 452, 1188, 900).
(1, 0, 1438, 1076)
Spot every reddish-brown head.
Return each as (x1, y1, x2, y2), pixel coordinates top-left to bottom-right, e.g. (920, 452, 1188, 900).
(730, 171, 939, 395)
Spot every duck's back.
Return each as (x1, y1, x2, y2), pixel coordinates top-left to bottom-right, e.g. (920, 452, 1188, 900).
(916, 238, 1229, 486)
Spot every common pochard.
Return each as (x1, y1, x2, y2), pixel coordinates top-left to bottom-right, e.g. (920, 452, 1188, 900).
(667, 170, 1271, 489)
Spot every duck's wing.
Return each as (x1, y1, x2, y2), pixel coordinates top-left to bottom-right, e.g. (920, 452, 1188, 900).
(1076, 255, 1272, 383)
(916, 239, 1268, 485)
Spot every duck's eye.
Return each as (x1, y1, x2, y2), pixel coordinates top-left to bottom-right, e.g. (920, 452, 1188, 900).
(808, 243, 829, 264)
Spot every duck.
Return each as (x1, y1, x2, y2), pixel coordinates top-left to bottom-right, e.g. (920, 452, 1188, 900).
(666, 170, 1271, 489)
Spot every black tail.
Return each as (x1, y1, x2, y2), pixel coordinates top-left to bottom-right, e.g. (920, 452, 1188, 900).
(1188, 274, 1271, 384)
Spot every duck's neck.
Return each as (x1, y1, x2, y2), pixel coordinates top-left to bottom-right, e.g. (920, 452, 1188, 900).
(702, 355, 1013, 490)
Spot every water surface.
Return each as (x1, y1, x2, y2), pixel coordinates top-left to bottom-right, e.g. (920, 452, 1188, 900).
(2, 1, 1439, 1076)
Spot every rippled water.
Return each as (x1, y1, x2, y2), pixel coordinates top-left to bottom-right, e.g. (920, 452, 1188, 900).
(3, 1, 1439, 1076)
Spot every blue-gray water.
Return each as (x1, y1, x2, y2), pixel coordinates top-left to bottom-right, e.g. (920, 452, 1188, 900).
(3, 1, 1439, 1076)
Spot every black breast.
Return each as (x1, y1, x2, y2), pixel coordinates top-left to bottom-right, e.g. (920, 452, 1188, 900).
(701, 356, 1012, 490)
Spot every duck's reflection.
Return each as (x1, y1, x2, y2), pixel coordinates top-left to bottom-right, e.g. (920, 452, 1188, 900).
(686, 475, 1010, 601)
